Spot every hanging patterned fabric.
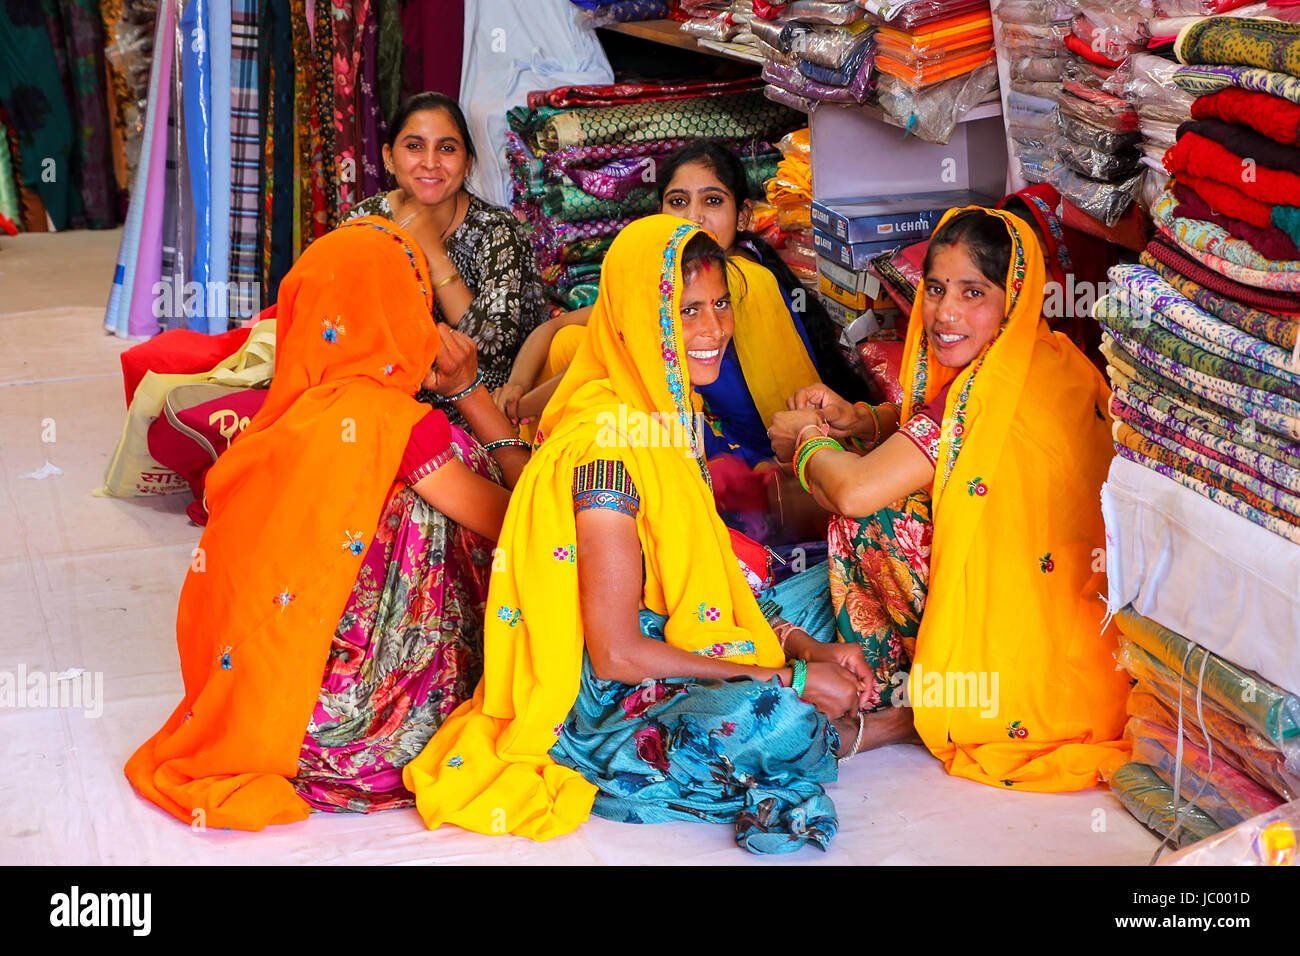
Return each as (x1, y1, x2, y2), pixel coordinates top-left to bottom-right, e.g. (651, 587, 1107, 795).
(313, 5, 338, 232)
(46, 0, 119, 228)
(358, 0, 386, 199)
(332, 0, 363, 219)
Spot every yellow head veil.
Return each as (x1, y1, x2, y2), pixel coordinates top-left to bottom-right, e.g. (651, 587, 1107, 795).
(901, 207, 1130, 791)
(403, 214, 785, 840)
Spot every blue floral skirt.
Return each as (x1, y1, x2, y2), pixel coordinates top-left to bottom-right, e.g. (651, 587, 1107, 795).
(549, 610, 840, 854)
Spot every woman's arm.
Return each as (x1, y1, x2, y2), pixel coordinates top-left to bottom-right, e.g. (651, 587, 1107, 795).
(427, 324, 530, 488)
(452, 387, 530, 487)
(577, 505, 793, 687)
(576, 507, 864, 719)
(410, 458, 512, 541)
(803, 431, 933, 518)
(494, 305, 592, 420)
(516, 369, 567, 425)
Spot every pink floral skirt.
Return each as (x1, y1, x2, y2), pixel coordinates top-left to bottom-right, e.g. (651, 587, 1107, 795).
(291, 429, 498, 812)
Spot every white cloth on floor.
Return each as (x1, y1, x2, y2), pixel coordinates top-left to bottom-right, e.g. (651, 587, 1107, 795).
(459, 0, 614, 206)
(1102, 456, 1300, 696)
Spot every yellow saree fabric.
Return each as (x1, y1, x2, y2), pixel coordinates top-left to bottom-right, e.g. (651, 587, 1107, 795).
(728, 254, 820, 427)
(403, 215, 785, 840)
(125, 217, 440, 829)
(901, 207, 1130, 792)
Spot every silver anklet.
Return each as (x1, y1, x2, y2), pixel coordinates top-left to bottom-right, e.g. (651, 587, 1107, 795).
(840, 711, 867, 762)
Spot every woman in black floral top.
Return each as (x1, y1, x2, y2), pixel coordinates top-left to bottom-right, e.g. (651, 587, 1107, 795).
(347, 92, 547, 410)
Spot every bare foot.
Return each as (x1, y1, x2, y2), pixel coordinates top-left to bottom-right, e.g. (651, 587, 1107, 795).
(835, 706, 922, 759)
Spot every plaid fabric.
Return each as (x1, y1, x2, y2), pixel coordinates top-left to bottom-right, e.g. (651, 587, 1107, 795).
(230, 0, 261, 311)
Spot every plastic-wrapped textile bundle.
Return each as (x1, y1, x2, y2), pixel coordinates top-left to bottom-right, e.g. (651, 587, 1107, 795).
(1068, 5, 1149, 65)
(1148, 2, 1271, 41)
(1047, 163, 1144, 226)
(1109, 761, 1224, 848)
(1057, 136, 1142, 179)
(789, 21, 875, 68)
(1127, 679, 1300, 803)
(1127, 717, 1286, 829)
(874, 58, 1000, 144)
(784, 0, 866, 26)
(761, 37, 879, 104)
(1118, 607, 1300, 748)
(797, 30, 875, 84)
(1162, 799, 1300, 865)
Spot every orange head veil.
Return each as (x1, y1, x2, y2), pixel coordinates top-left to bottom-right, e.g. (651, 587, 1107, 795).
(126, 217, 443, 829)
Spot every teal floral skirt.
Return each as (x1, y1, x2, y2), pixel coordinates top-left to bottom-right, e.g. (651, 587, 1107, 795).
(549, 610, 840, 854)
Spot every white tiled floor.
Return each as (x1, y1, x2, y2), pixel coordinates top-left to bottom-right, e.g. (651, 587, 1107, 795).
(0, 228, 1161, 864)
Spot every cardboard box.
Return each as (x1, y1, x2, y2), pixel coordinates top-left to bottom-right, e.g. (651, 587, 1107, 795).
(810, 189, 995, 244)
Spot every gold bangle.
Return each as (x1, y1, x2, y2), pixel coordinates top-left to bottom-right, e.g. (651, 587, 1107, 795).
(433, 271, 461, 290)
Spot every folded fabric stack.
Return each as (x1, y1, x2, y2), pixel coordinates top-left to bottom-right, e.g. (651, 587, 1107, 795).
(1108, 608, 1298, 849)
(749, 3, 879, 113)
(994, 0, 1072, 185)
(1146, 0, 1283, 47)
(764, 127, 819, 287)
(1103, 53, 1196, 212)
(505, 80, 800, 310)
(678, 1, 766, 61)
(1040, 3, 1152, 227)
(863, 0, 1000, 144)
(1094, 15, 1300, 855)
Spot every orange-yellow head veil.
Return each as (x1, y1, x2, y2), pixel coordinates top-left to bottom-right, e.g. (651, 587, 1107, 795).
(403, 214, 785, 840)
(901, 206, 1130, 792)
(126, 217, 441, 829)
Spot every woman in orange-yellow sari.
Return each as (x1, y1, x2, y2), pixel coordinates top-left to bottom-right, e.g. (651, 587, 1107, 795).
(768, 206, 1131, 792)
(125, 217, 531, 830)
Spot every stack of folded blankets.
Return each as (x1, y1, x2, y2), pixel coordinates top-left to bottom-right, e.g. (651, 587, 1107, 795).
(749, 3, 879, 113)
(764, 127, 818, 287)
(505, 79, 801, 310)
(1093, 15, 1300, 852)
(994, 0, 1072, 185)
(1109, 608, 1297, 849)
(863, 0, 1000, 144)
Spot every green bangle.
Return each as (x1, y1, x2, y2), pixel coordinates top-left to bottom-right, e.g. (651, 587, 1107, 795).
(482, 437, 530, 453)
(794, 436, 841, 493)
(790, 658, 808, 699)
(442, 371, 483, 403)
(851, 401, 881, 452)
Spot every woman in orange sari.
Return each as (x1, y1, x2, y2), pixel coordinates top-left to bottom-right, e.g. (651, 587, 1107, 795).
(769, 207, 1131, 792)
(126, 217, 531, 829)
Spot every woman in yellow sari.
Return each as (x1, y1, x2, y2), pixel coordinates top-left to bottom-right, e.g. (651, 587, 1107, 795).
(768, 206, 1131, 792)
(404, 214, 893, 854)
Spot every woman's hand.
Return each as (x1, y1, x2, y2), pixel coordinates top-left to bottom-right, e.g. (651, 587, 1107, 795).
(803, 641, 874, 710)
(492, 382, 526, 423)
(427, 323, 480, 397)
(787, 384, 859, 439)
(767, 408, 826, 462)
(798, 661, 862, 720)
